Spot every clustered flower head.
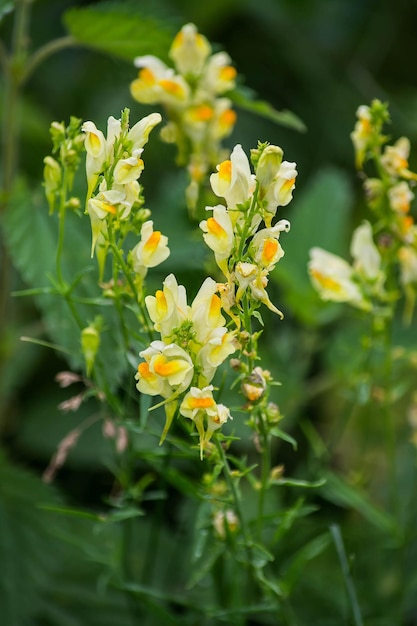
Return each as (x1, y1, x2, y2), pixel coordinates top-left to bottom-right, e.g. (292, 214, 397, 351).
(135, 273, 236, 457)
(350, 100, 417, 317)
(130, 23, 238, 211)
(309, 221, 386, 311)
(81, 108, 170, 282)
(310, 100, 417, 321)
(135, 141, 297, 454)
(200, 141, 296, 319)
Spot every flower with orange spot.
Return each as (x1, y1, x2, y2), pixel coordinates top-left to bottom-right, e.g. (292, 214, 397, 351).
(145, 273, 189, 340)
(309, 248, 365, 307)
(251, 220, 290, 271)
(136, 340, 194, 396)
(351, 104, 373, 168)
(131, 55, 169, 104)
(200, 204, 234, 276)
(210, 144, 255, 210)
(388, 181, 414, 214)
(381, 137, 411, 178)
(131, 220, 170, 275)
(169, 23, 211, 76)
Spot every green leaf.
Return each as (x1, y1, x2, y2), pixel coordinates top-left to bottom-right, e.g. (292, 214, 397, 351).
(272, 166, 354, 326)
(230, 87, 306, 132)
(3, 179, 130, 386)
(0, 0, 13, 22)
(0, 450, 62, 626)
(63, 3, 174, 62)
(320, 471, 398, 535)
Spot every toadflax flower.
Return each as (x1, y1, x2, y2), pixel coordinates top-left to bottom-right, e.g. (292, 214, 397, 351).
(308, 247, 364, 305)
(131, 220, 170, 276)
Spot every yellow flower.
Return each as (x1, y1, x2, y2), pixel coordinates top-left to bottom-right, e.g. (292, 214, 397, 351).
(145, 274, 189, 340)
(251, 220, 290, 270)
(136, 340, 194, 396)
(388, 181, 414, 214)
(381, 137, 410, 177)
(350, 221, 381, 280)
(169, 23, 211, 76)
(210, 144, 255, 210)
(351, 104, 372, 168)
(200, 204, 234, 275)
(132, 220, 170, 272)
(309, 247, 365, 306)
(113, 150, 144, 185)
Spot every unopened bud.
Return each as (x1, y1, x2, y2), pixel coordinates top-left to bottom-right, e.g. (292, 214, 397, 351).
(43, 156, 62, 214)
(81, 322, 101, 377)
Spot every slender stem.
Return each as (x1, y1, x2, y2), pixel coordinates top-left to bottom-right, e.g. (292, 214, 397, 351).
(330, 524, 364, 626)
(214, 436, 252, 553)
(20, 36, 78, 84)
(257, 410, 271, 540)
(107, 221, 154, 342)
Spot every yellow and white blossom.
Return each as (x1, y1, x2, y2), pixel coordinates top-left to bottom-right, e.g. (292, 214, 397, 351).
(250, 220, 290, 270)
(82, 120, 107, 196)
(180, 386, 231, 458)
(136, 340, 194, 397)
(351, 104, 372, 168)
(191, 277, 226, 343)
(200, 204, 234, 275)
(145, 273, 189, 340)
(210, 144, 255, 210)
(131, 220, 170, 273)
(381, 137, 410, 178)
(350, 221, 381, 280)
(309, 247, 365, 306)
(197, 327, 237, 383)
(200, 52, 237, 95)
(399, 246, 417, 286)
(169, 23, 211, 76)
(388, 181, 414, 214)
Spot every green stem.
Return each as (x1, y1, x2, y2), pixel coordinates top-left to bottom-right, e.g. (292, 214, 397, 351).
(330, 524, 364, 626)
(20, 36, 78, 84)
(257, 410, 271, 540)
(107, 221, 154, 342)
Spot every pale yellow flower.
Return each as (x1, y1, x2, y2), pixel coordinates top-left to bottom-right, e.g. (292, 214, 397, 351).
(145, 274, 189, 340)
(169, 23, 211, 76)
(200, 204, 234, 275)
(136, 340, 194, 397)
(381, 137, 410, 177)
(132, 220, 170, 272)
(351, 104, 372, 168)
(210, 144, 255, 210)
(350, 221, 381, 280)
(388, 181, 414, 214)
(309, 247, 364, 305)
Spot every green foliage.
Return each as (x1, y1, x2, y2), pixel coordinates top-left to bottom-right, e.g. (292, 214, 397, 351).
(63, 2, 175, 62)
(273, 166, 353, 325)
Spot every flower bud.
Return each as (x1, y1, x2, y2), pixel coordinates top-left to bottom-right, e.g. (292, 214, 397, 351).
(43, 156, 62, 214)
(81, 321, 101, 377)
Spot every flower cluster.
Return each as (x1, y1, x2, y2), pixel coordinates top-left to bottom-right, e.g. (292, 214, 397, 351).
(200, 142, 296, 319)
(130, 23, 237, 210)
(309, 221, 385, 310)
(135, 141, 297, 453)
(81, 109, 170, 282)
(310, 100, 417, 320)
(354, 101, 417, 314)
(135, 273, 236, 457)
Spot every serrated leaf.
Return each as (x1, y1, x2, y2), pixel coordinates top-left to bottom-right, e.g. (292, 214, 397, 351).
(63, 4, 174, 62)
(230, 88, 306, 132)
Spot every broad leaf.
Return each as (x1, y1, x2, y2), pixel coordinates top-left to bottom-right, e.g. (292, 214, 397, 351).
(63, 2, 174, 62)
(230, 87, 306, 132)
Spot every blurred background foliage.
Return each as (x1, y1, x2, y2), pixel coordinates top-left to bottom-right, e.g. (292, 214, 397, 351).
(2, 0, 417, 624)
